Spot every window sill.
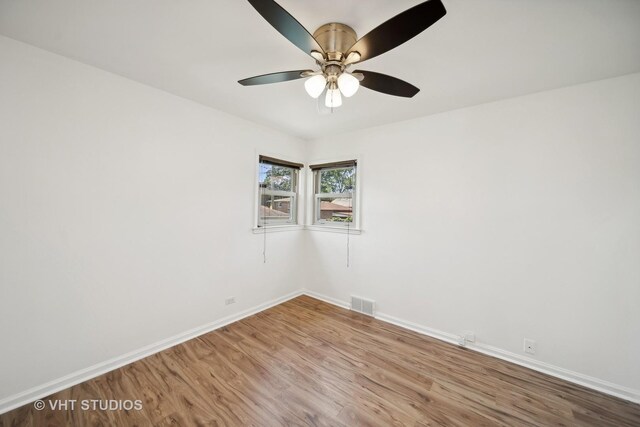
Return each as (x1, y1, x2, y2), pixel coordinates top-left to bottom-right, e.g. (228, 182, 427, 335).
(305, 225, 362, 235)
(252, 225, 303, 234)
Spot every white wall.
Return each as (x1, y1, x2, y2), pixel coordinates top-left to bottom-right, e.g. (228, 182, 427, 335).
(0, 36, 305, 403)
(2, 32, 639, 408)
(305, 73, 640, 394)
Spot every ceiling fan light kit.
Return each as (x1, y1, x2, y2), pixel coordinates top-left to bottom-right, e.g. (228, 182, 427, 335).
(304, 74, 327, 98)
(239, 0, 447, 110)
(325, 85, 342, 108)
(311, 23, 359, 104)
(337, 73, 360, 98)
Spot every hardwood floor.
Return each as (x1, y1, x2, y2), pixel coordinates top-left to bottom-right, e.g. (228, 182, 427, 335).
(1, 295, 639, 426)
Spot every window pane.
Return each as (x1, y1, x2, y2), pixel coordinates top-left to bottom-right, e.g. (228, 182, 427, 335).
(260, 164, 294, 192)
(318, 167, 355, 194)
(260, 194, 293, 222)
(317, 197, 353, 223)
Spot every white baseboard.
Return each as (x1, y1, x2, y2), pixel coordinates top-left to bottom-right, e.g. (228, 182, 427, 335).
(466, 341, 640, 404)
(0, 290, 304, 415)
(2, 288, 638, 415)
(302, 289, 351, 309)
(303, 290, 640, 404)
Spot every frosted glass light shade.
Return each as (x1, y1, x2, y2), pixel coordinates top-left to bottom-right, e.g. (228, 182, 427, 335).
(337, 73, 359, 97)
(304, 75, 327, 98)
(325, 88, 342, 108)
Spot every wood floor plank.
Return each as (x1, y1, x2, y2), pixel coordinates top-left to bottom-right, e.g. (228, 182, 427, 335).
(1, 295, 639, 426)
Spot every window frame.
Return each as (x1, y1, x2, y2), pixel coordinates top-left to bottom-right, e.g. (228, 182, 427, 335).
(256, 156, 301, 228)
(312, 163, 357, 228)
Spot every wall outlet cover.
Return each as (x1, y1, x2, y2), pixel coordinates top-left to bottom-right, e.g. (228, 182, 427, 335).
(463, 331, 476, 343)
(524, 338, 537, 355)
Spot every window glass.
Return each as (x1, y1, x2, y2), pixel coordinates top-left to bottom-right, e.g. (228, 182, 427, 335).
(260, 195, 293, 220)
(258, 162, 298, 226)
(318, 167, 355, 194)
(260, 164, 294, 192)
(317, 197, 353, 223)
(313, 164, 356, 225)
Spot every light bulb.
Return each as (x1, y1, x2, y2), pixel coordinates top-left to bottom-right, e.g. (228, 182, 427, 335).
(325, 88, 342, 108)
(304, 75, 326, 98)
(337, 73, 359, 97)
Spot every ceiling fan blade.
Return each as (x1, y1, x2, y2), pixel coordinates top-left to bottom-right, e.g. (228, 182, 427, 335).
(247, 0, 325, 58)
(238, 70, 312, 86)
(354, 70, 420, 98)
(346, 0, 446, 63)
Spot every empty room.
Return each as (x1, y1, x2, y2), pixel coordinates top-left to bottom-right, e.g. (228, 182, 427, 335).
(1, 0, 639, 425)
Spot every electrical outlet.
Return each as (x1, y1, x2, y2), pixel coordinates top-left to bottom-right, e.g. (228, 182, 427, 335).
(524, 338, 536, 355)
(225, 297, 236, 306)
(463, 331, 475, 343)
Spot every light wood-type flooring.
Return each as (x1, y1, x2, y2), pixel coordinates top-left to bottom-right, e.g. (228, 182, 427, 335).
(1, 295, 639, 426)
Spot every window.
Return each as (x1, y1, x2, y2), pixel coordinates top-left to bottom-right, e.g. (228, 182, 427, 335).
(258, 155, 302, 226)
(310, 160, 357, 226)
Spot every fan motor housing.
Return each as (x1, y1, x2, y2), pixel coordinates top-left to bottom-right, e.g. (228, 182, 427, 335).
(313, 23, 357, 61)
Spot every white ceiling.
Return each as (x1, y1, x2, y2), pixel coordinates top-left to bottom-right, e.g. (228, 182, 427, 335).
(1, 0, 639, 139)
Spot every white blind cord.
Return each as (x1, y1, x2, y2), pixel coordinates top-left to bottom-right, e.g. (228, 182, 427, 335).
(346, 167, 356, 268)
(263, 209, 267, 264)
(347, 220, 350, 268)
(261, 162, 267, 264)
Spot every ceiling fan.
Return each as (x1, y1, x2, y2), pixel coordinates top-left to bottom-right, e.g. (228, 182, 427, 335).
(238, 0, 447, 109)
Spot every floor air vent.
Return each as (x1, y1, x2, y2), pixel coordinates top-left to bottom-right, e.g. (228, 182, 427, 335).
(351, 296, 375, 316)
